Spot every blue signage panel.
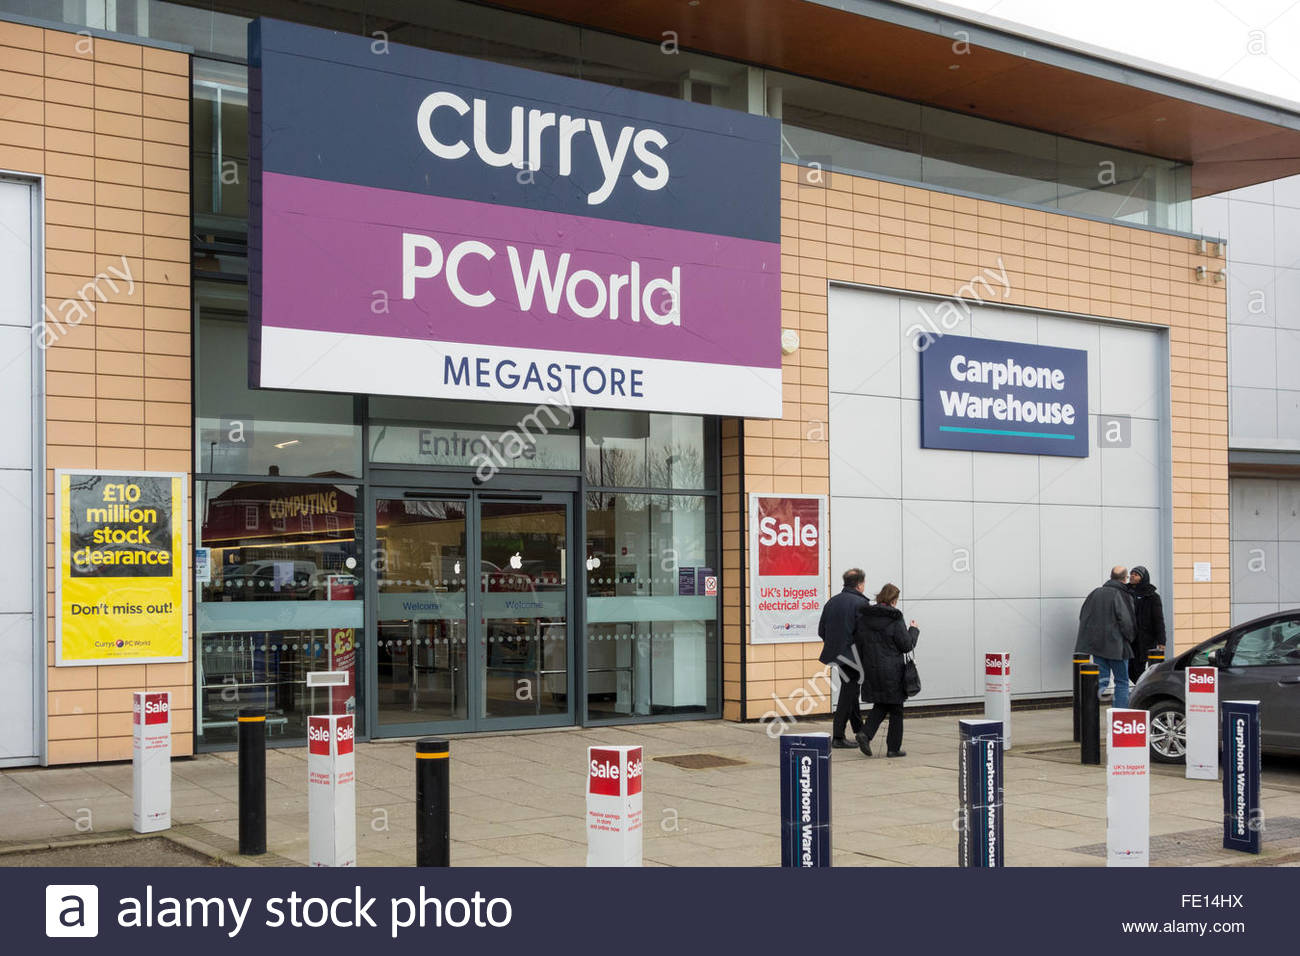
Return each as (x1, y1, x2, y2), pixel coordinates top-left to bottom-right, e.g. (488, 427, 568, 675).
(1221, 700, 1262, 853)
(249, 18, 778, 242)
(779, 734, 831, 867)
(958, 719, 1004, 867)
(920, 334, 1089, 457)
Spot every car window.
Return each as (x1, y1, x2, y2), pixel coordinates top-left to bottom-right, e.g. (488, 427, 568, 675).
(1229, 618, 1300, 666)
(1186, 636, 1228, 666)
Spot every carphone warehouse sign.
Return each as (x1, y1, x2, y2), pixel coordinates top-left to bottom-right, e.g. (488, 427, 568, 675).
(248, 19, 781, 416)
(919, 334, 1088, 456)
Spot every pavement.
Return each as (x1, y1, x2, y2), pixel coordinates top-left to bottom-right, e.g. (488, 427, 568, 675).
(3, 707, 1300, 867)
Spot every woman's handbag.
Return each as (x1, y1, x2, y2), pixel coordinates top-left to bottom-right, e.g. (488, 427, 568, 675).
(902, 652, 921, 698)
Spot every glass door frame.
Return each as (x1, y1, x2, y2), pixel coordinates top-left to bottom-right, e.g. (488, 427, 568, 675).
(364, 474, 579, 738)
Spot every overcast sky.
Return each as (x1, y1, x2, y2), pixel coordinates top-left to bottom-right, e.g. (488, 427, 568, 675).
(927, 0, 1300, 108)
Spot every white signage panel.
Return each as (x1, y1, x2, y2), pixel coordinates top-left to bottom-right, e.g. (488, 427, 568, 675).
(983, 652, 1012, 750)
(308, 713, 357, 867)
(132, 691, 171, 833)
(748, 494, 829, 645)
(1106, 708, 1150, 867)
(586, 744, 643, 867)
(1185, 666, 1219, 780)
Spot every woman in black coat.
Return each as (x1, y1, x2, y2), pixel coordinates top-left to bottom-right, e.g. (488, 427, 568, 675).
(1127, 565, 1166, 683)
(854, 583, 920, 757)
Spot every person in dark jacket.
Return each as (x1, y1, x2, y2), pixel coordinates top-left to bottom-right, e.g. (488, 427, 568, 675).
(1074, 566, 1136, 707)
(1127, 565, 1167, 683)
(856, 583, 920, 757)
(818, 568, 872, 754)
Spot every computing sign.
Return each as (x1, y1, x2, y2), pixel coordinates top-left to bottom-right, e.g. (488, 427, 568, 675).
(919, 334, 1089, 457)
(248, 19, 781, 417)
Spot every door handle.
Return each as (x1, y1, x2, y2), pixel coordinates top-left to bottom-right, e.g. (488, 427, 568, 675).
(1277, 676, 1300, 686)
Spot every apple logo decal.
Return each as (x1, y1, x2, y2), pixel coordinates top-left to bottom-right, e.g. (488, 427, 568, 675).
(509, 552, 523, 570)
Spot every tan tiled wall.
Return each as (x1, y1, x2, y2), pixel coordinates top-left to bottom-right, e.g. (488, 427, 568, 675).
(724, 164, 1229, 721)
(0, 20, 192, 763)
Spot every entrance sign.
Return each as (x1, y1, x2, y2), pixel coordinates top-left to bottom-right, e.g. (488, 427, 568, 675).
(1222, 700, 1262, 854)
(749, 494, 829, 644)
(132, 691, 171, 833)
(586, 745, 643, 866)
(1185, 666, 1218, 780)
(780, 733, 831, 867)
(308, 714, 357, 867)
(1106, 708, 1149, 867)
(983, 652, 1012, 749)
(920, 334, 1088, 457)
(249, 19, 781, 417)
(55, 470, 187, 666)
(957, 719, 1003, 867)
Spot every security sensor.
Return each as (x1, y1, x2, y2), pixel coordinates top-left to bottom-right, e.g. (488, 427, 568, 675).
(1194, 265, 1207, 280)
(780, 329, 800, 355)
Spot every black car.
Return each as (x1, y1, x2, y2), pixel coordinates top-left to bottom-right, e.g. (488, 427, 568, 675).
(1130, 609, 1300, 763)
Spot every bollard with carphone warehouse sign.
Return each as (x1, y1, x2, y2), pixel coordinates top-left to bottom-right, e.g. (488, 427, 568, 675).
(586, 745, 643, 866)
(957, 719, 1003, 867)
(132, 691, 170, 833)
(308, 713, 356, 867)
(1222, 699, 1262, 854)
(1184, 666, 1218, 780)
(983, 652, 1011, 749)
(780, 733, 831, 867)
(1106, 708, 1150, 867)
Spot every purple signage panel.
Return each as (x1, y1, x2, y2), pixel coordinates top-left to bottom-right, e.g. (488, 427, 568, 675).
(249, 19, 782, 416)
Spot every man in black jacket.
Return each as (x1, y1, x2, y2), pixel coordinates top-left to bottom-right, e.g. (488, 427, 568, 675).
(818, 568, 872, 755)
(1127, 565, 1167, 683)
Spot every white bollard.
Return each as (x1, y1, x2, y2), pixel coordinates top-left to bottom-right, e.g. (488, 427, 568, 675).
(983, 652, 1011, 750)
(132, 691, 171, 833)
(586, 745, 643, 867)
(1106, 708, 1150, 867)
(1184, 666, 1219, 780)
(308, 713, 356, 867)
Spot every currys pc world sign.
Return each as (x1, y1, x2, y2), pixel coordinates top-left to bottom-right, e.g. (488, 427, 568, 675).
(919, 333, 1089, 457)
(248, 19, 781, 417)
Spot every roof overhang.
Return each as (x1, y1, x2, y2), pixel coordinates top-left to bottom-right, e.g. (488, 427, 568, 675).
(481, 0, 1300, 197)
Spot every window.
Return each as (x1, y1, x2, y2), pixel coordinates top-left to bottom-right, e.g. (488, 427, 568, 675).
(586, 413, 716, 490)
(1230, 619, 1300, 666)
(195, 282, 362, 479)
(196, 480, 362, 746)
(585, 493, 718, 719)
(1186, 637, 1228, 667)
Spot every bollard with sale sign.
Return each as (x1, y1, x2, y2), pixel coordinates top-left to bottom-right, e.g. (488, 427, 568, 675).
(983, 652, 1011, 749)
(1106, 708, 1150, 867)
(1185, 666, 1218, 780)
(586, 745, 643, 867)
(132, 691, 171, 833)
(308, 713, 357, 867)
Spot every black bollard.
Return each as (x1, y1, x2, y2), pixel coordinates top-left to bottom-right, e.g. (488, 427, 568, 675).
(416, 738, 450, 867)
(237, 708, 266, 855)
(1147, 651, 1164, 667)
(1072, 655, 1090, 742)
(1079, 667, 1101, 765)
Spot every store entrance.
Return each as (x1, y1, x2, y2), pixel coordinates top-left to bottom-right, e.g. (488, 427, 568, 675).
(369, 488, 575, 735)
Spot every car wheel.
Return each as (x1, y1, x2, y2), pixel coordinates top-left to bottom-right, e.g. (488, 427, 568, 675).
(1148, 700, 1187, 764)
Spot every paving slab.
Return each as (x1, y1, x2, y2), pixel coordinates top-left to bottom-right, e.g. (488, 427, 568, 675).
(3, 707, 1299, 867)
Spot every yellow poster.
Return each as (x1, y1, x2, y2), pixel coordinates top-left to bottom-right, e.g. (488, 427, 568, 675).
(56, 470, 188, 666)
